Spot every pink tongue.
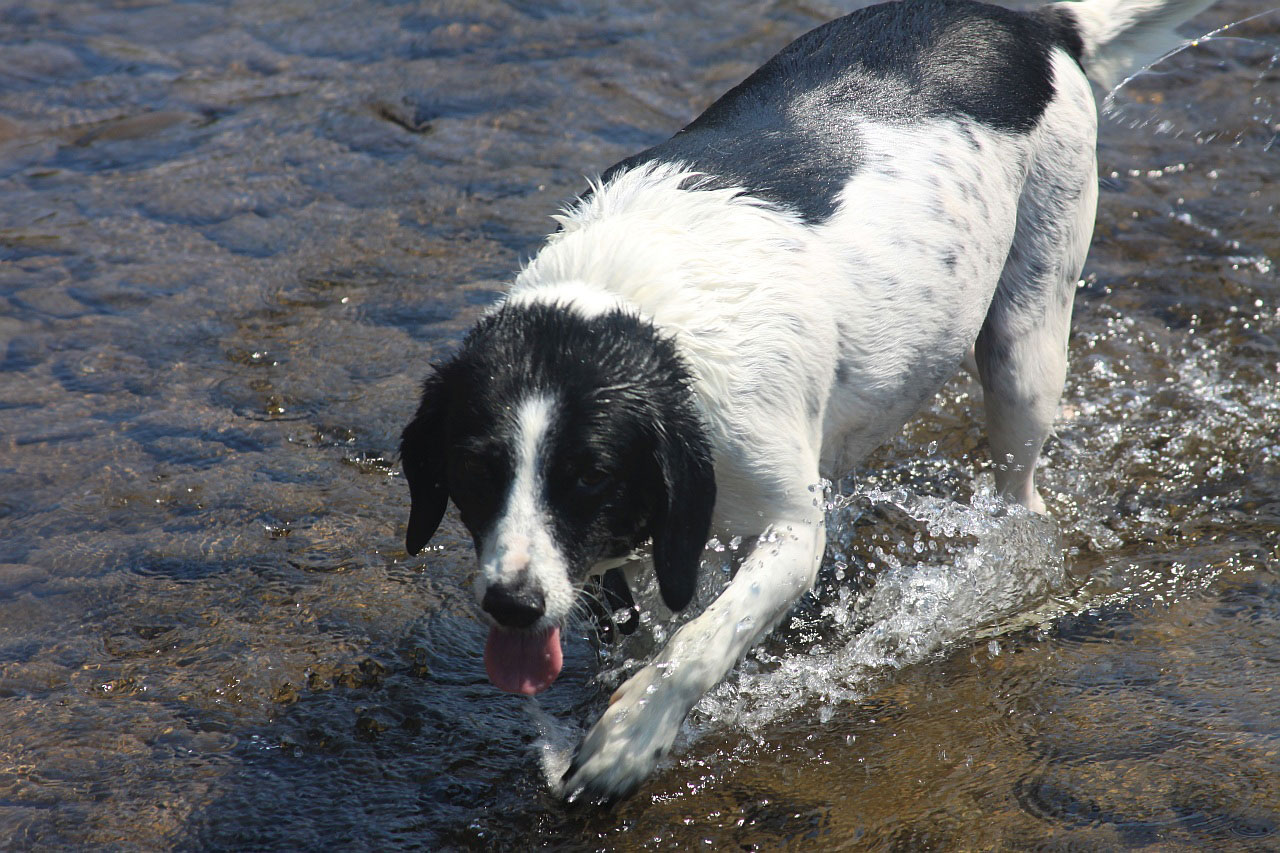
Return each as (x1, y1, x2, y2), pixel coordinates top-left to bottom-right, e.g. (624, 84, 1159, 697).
(484, 626, 562, 695)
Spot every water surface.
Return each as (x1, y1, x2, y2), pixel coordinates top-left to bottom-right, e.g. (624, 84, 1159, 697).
(0, 0, 1277, 849)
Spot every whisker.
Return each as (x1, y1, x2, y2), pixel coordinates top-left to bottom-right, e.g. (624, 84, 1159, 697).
(576, 586, 609, 612)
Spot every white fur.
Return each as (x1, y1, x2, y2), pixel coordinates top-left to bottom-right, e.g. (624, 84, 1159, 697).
(516, 165, 839, 532)
(978, 50, 1100, 512)
(475, 395, 577, 631)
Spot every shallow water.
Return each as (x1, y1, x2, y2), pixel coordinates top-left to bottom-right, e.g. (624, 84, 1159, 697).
(0, 0, 1277, 849)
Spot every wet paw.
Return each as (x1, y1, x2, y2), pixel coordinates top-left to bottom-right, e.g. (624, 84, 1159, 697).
(560, 665, 684, 805)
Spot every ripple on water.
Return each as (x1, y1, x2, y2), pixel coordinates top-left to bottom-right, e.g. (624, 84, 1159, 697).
(1, 0, 1278, 848)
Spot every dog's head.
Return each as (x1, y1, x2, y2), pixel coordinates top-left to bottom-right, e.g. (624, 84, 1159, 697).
(400, 301, 715, 694)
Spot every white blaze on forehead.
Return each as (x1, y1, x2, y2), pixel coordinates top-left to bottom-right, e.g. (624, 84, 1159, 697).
(513, 393, 556, 475)
(475, 393, 576, 625)
(483, 394, 554, 579)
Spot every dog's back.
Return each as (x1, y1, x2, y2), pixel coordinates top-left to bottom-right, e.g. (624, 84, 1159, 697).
(602, 0, 1083, 222)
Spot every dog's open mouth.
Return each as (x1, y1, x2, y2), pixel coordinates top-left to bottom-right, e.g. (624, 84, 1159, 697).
(484, 626, 563, 695)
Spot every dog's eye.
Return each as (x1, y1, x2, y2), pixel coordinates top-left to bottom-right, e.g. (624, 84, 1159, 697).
(575, 468, 612, 493)
(449, 452, 493, 482)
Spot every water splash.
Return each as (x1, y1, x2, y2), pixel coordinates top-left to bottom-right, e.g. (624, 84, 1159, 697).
(536, 478, 1062, 761)
(527, 702, 579, 793)
(687, 483, 1066, 736)
(1101, 8, 1280, 149)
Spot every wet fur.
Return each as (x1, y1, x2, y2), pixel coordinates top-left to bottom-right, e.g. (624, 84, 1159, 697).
(399, 0, 1216, 804)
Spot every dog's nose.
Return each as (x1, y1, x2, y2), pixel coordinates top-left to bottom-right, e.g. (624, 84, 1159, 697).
(482, 583, 545, 629)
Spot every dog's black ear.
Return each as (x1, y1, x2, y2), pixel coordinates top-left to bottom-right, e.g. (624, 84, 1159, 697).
(400, 376, 450, 556)
(649, 414, 716, 612)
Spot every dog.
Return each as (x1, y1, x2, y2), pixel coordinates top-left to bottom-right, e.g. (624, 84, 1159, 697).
(399, 0, 1217, 803)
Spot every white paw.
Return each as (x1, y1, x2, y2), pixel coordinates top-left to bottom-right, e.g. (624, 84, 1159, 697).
(1027, 487, 1047, 515)
(560, 664, 685, 804)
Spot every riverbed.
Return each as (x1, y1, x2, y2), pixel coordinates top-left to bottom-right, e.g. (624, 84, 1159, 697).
(1, 0, 1277, 848)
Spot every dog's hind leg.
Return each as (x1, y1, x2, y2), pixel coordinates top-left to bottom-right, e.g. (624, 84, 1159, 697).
(975, 54, 1099, 513)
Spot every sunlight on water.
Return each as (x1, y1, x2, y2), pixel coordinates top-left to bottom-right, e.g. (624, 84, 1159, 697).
(2, 0, 1278, 846)
(689, 485, 1065, 736)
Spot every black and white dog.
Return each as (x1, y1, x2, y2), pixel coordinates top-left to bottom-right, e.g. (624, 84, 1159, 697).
(400, 0, 1214, 802)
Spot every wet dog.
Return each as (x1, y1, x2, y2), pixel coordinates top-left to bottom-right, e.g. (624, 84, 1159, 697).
(399, 0, 1216, 803)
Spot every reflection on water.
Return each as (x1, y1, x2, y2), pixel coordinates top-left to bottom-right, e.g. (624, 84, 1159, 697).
(0, 0, 1277, 849)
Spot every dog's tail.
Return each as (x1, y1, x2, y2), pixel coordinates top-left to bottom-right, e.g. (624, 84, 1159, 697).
(1055, 0, 1217, 89)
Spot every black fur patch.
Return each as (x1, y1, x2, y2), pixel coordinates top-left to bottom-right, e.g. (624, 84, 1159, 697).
(401, 303, 716, 611)
(602, 0, 1084, 223)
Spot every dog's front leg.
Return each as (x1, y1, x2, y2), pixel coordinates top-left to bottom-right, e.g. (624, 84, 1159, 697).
(562, 513, 826, 804)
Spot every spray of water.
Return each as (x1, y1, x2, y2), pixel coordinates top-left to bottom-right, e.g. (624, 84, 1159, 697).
(530, 475, 1073, 790)
(1101, 8, 1280, 150)
(687, 483, 1066, 737)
